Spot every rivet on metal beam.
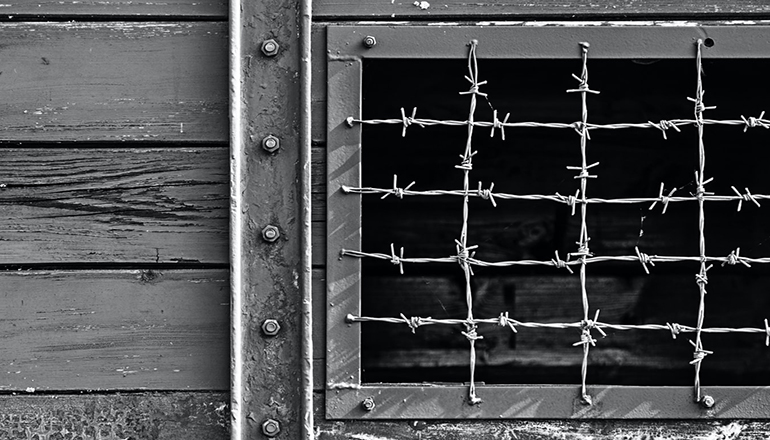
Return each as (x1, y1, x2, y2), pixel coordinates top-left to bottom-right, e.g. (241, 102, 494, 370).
(362, 35, 377, 49)
(262, 135, 280, 153)
(361, 397, 375, 412)
(261, 39, 279, 57)
(262, 419, 281, 437)
(262, 225, 280, 243)
(701, 395, 715, 408)
(262, 319, 281, 336)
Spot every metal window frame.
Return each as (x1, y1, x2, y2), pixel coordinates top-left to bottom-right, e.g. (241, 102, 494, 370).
(326, 24, 770, 419)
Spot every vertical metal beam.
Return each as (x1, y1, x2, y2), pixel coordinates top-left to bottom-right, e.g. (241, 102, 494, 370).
(300, 0, 315, 439)
(231, 0, 303, 439)
(229, 0, 244, 435)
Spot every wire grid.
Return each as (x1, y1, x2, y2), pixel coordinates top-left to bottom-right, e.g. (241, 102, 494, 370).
(340, 39, 770, 406)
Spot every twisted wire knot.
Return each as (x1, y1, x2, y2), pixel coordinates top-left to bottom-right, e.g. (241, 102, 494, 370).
(635, 246, 655, 274)
(689, 340, 713, 366)
(460, 76, 488, 97)
(649, 119, 681, 140)
(399, 107, 422, 137)
(666, 322, 681, 339)
(649, 182, 676, 214)
(574, 310, 606, 347)
(731, 186, 761, 211)
(741, 111, 767, 132)
(694, 172, 714, 199)
(400, 313, 428, 334)
(571, 121, 591, 139)
(498, 312, 517, 333)
(566, 74, 600, 95)
(556, 190, 580, 216)
(570, 238, 593, 259)
(381, 174, 416, 200)
(476, 181, 497, 207)
(461, 325, 484, 342)
(490, 110, 510, 140)
(345, 116, 356, 127)
(389, 243, 405, 274)
(695, 264, 713, 292)
(567, 162, 599, 180)
(455, 151, 477, 171)
(723, 247, 751, 268)
(454, 240, 478, 275)
(688, 91, 716, 124)
(551, 250, 574, 274)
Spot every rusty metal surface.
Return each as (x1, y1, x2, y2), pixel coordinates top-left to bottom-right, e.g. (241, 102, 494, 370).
(324, 24, 770, 420)
(326, 56, 363, 404)
(233, 0, 302, 438)
(327, 385, 770, 419)
(328, 25, 770, 59)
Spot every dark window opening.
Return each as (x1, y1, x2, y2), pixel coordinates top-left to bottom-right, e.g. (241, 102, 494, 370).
(360, 58, 770, 386)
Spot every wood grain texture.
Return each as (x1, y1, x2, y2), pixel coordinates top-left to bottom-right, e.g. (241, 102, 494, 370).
(0, 392, 228, 439)
(0, 22, 227, 142)
(0, 1, 226, 17)
(315, 1, 770, 18)
(0, 269, 228, 391)
(0, 148, 228, 264)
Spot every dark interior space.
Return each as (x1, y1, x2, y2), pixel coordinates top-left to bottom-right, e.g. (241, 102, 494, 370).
(360, 57, 770, 386)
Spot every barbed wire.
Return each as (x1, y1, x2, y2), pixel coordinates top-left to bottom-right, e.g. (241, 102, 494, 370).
(347, 313, 770, 345)
(340, 39, 770, 408)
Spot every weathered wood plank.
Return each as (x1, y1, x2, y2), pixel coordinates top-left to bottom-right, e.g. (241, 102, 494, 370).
(0, 1, 226, 17)
(0, 392, 228, 439)
(0, 148, 228, 264)
(0, 269, 228, 390)
(315, 1, 770, 18)
(0, 22, 227, 142)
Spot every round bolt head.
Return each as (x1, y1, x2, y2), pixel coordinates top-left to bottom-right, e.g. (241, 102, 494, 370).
(361, 397, 376, 412)
(262, 419, 281, 437)
(262, 135, 280, 153)
(701, 395, 715, 408)
(261, 39, 279, 57)
(262, 225, 280, 243)
(261, 319, 281, 336)
(362, 35, 377, 48)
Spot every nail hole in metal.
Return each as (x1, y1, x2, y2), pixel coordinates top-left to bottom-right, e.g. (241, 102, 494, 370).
(704, 38, 715, 48)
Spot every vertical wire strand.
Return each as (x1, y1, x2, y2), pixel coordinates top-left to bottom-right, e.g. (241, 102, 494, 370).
(691, 39, 713, 404)
(299, 0, 314, 436)
(459, 40, 484, 405)
(566, 42, 599, 405)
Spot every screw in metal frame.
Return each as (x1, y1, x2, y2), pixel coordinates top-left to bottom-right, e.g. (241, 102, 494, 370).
(261, 39, 279, 56)
(362, 35, 377, 49)
(262, 419, 281, 437)
(261, 319, 281, 336)
(262, 225, 280, 243)
(262, 135, 280, 153)
(361, 397, 376, 412)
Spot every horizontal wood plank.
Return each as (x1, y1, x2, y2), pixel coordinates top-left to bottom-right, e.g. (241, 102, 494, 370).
(315, 1, 770, 18)
(0, 269, 229, 390)
(0, 392, 228, 439)
(0, 1, 226, 17)
(0, 148, 228, 264)
(0, 22, 227, 142)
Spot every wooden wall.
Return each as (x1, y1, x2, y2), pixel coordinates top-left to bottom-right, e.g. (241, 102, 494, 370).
(0, 3, 229, 438)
